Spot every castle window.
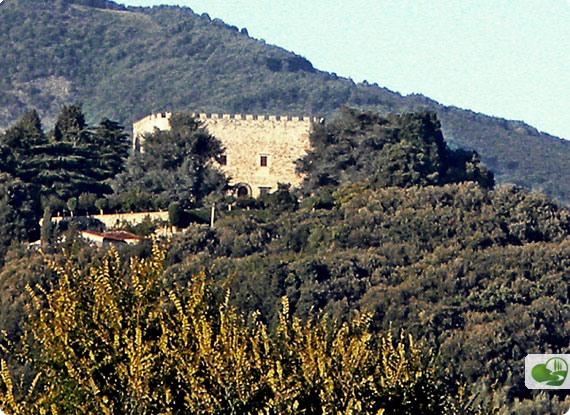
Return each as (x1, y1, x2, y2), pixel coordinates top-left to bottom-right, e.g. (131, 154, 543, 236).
(260, 155, 268, 167)
(218, 155, 227, 166)
(259, 187, 271, 195)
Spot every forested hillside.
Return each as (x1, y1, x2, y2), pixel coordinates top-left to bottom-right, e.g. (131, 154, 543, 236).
(1, 107, 570, 413)
(0, 0, 569, 203)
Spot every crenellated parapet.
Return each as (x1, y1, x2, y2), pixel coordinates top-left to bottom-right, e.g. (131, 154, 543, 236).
(190, 113, 321, 122)
(133, 112, 321, 145)
(133, 111, 321, 197)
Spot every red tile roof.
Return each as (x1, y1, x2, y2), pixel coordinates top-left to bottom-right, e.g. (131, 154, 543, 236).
(81, 230, 141, 241)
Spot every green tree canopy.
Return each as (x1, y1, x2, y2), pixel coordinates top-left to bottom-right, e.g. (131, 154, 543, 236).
(297, 107, 494, 193)
(93, 118, 130, 179)
(0, 173, 38, 263)
(0, 110, 48, 182)
(113, 112, 228, 208)
(53, 104, 90, 145)
(0, 107, 129, 219)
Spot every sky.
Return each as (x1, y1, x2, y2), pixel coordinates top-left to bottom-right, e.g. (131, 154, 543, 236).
(120, 0, 570, 140)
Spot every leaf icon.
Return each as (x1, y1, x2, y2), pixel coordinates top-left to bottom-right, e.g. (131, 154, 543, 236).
(532, 364, 559, 383)
(532, 359, 568, 386)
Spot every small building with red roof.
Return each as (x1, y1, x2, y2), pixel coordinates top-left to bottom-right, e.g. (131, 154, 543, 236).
(80, 230, 142, 248)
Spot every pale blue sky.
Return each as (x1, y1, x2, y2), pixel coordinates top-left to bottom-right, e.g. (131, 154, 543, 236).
(120, 0, 570, 140)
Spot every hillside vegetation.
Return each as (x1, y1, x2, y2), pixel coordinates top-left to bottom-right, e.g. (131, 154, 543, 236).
(1, 106, 570, 413)
(0, 0, 569, 203)
(0, 246, 478, 415)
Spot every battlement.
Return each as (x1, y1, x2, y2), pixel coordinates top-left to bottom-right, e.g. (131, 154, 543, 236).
(133, 112, 320, 138)
(144, 111, 172, 120)
(192, 112, 320, 122)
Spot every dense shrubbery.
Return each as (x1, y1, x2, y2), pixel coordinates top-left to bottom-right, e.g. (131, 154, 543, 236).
(2, 180, 568, 413)
(159, 178, 570, 412)
(0, 246, 482, 415)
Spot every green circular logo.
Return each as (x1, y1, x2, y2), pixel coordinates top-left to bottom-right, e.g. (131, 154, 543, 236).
(532, 357, 568, 386)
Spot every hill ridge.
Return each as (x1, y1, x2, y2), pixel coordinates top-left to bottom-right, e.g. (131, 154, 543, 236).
(0, 0, 569, 202)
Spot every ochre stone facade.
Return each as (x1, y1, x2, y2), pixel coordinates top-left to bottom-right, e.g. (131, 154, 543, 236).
(133, 112, 318, 197)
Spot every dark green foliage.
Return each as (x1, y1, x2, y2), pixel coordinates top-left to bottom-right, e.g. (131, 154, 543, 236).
(106, 188, 168, 213)
(113, 112, 227, 207)
(65, 0, 127, 10)
(0, 248, 56, 341)
(0, 110, 48, 182)
(0, 174, 38, 263)
(285, 56, 315, 73)
(298, 107, 494, 193)
(51, 107, 129, 188)
(168, 202, 208, 229)
(55, 216, 105, 234)
(53, 104, 89, 144)
(259, 183, 298, 213)
(186, 208, 210, 225)
(93, 118, 129, 178)
(155, 181, 570, 412)
(265, 57, 282, 72)
(168, 202, 184, 228)
(0, 107, 128, 250)
(34, 105, 109, 201)
(40, 207, 53, 246)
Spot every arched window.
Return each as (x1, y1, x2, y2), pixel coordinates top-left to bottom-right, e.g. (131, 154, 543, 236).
(235, 183, 251, 198)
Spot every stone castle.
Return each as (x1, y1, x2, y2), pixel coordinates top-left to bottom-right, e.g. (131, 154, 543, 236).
(133, 112, 319, 197)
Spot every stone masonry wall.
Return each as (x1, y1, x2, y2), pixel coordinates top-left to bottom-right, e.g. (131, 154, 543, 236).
(45, 211, 170, 229)
(133, 113, 317, 197)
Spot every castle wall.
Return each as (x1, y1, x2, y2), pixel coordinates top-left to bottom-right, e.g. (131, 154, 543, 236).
(132, 112, 173, 152)
(133, 113, 316, 197)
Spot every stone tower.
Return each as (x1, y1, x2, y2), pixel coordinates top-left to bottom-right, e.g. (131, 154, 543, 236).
(133, 112, 318, 197)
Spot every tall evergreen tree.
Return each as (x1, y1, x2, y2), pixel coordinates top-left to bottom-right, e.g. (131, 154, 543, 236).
(0, 110, 48, 182)
(53, 104, 90, 146)
(93, 118, 129, 179)
(40, 105, 110, 201)
(0, 173, 38, 259)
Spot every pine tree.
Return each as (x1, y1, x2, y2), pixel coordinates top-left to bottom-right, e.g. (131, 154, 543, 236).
(0, 110, 48, 183)
(39, 105, 111, 202)
(93, 118, 129, 180)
